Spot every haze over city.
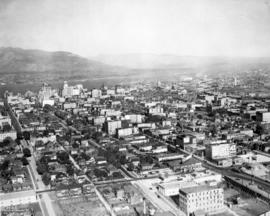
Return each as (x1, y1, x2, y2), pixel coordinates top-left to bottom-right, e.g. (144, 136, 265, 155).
(1, 0, 270, 58)
(2, 1, 270, 216)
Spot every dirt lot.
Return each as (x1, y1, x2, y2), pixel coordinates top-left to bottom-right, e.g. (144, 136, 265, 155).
(52, 196, 109, 216)
(230, 198, 270, 216)
(224, 185, 270, 216)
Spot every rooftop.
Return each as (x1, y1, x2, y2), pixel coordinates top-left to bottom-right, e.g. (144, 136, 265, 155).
(180, 185, 219, 194)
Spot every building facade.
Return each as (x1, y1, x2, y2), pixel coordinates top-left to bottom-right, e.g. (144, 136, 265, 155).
(179, 186, 224, 216)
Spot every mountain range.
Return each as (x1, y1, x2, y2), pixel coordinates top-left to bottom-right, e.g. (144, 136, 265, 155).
(1, 47, 270, 86)
(0, 47, 113, 74)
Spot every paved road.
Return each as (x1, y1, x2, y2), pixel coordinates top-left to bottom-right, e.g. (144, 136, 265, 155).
(6, 102, 57, 216)
(88, 134, 185, 216)
(133, 179, 185, 216)
(57, 121, 116, 216)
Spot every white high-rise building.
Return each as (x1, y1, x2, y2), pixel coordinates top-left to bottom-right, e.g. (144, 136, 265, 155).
(62, 81, 81, 98)
(38, 83, 54, 107)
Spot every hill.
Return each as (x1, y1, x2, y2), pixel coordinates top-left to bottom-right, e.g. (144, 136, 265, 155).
(0, 47, 111, 74)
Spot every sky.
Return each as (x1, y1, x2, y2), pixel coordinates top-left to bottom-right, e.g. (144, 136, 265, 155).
(0, 0, 270, 57)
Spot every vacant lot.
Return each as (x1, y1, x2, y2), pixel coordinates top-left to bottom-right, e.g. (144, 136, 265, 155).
(53, 196, 109, 216)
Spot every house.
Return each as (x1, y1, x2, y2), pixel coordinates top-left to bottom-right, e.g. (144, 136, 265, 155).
(82, 183, 95, 194)
(13, 169, 26, 179)
(95, 156, 107, 165)
(56, 185, 70, 198)
(130, 157, 140, 167)
(69, 184, 82, 196)
(115, 188, 125, 200)
(107, 164, 118, 176)
(11, 176, 24, 184)
(178, 158, 202, 173)
(139, 163, 154, 172)
(53, 164, 67, 173)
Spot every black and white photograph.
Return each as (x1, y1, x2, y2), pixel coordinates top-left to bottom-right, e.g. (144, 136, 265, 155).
(1, 0, 270, 216)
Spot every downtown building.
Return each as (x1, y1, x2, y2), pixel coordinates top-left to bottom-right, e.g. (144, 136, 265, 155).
(179, 185, 224, 216)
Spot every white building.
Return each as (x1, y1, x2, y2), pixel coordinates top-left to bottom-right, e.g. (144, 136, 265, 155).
(124, 114, 143, 124)
(158, 170, 222, 196)
(0, 130, 17, 142)
(256, 111, 270, 123)
(63, 102, 77, 110)
(100, 109, 121, 117)
(115, 87, 125, 95)
(117, 127, 139, 138)
(205, 143, 236, 160)
(148, 106, 164, 115)
(152, 146, 168, 154)
(62, 81, 81, 98)
(179, 185, 224, 216)
(93, 116, 106, 126)
(38, 83, 54, 106)
(91, 89, 102, 98)
(105, 120, 122, 135)
(0, 115, 11, 128)
(41, 99, 55, 107)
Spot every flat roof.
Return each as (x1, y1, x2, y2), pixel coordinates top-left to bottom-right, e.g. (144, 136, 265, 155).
(159, 180, 198, 190)
(180, 185, 219, 194)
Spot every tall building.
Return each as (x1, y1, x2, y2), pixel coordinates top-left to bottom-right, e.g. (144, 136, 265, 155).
(105, 120, 122, 135)
(256, 111, 270, 123)
(179, 185, 224, 215)
(147, 106, 164, 115)
(115, 86, 125, 95)
(38, 83, 54, 107)
(39, 83, 52, 99)
(62, 81, 81, 98)
(91, 89, 102, 98)
(205, 143, 236, 160)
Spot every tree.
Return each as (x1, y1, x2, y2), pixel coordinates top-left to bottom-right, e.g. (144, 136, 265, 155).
(119, 155, 127, 165)
(23, 131, 31, 141)
(57, 151, 69, 164)
(94, 168, 108, 178)
(197, 114, 203, 119)
(43, 130, 49, 136)
(37, 163, 48, 175)
(256, 124, 265, 139)
(2, 124, 12, 132)
(42, 172, 51, 186)
(127, 163, 134, 171)
(0, 160, 10, 171)
(92, 131, 103, 141)
(23, 148, 31, 157)
(112, 172, 122, 179)
(17, 132, 24, 140)
(72, 142, 80, 149)
(15, 138, 21, 145)
(66, 165, 74, 176)
(43, 104, 54, 113)
(21, 157, 29, 166)
(140, 155, 153, 164)
(2, 183, 13, 192)
(0, 137, 13, 148)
